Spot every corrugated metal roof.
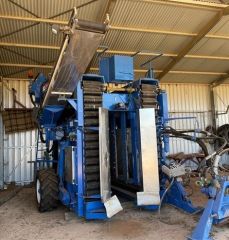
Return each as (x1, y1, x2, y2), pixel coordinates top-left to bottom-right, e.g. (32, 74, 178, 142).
(0, 0, 229, 83)
(3, 0, 105, 20)
(189, 37, 229, 56)
(1, 23, 63, 45)
(161, 72, 220, 83)
(102, 30, 194, 53)
(1, 67, 52, 78)
(209, 16, 229, 34)
(111, 0, 217, 33)
(174, 58, 229, 72)
(0, 46, 58, 64)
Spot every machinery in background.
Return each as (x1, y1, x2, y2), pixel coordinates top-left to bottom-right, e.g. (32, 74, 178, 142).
(164, 128, 229, 240)
(28, 8, 229, 240)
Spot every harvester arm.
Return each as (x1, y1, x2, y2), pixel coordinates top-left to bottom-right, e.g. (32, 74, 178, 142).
(42, 8, 109, 107)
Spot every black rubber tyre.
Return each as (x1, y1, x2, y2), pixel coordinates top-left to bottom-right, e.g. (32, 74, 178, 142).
(217, 124, 229, 143)
(36, 169, 58, 212)
(216, 124, 229, 151)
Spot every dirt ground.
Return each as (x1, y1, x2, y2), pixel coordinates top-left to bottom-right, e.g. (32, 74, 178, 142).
(0, 186, 228, 240)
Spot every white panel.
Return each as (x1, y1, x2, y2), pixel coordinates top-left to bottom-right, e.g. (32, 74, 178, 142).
(104, 195, 123, 218)
(99, 108, 122, 218)
(99, 108, 111, 202)
(137, 108, 160, 206)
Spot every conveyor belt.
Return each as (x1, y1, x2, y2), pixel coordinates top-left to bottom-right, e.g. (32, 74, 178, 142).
(83, 81, 160, 196)
(42, 19, 108, 107)
(140, 83, 159, 109)
(140, 83, 161, 159)
(83, 79, 103, 196)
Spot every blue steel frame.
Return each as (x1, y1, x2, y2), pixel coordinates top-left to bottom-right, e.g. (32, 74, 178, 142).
(76, 81, 84, 217)
(55, 78, 107, 220)
(29, 73, 47, 104)
(189, 179, 229, 240)
(33, 55, 210, 223)
(102, 91, 141, 186)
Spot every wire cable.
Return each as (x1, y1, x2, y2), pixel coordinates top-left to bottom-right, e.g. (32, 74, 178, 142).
(158, 177, 175, 219)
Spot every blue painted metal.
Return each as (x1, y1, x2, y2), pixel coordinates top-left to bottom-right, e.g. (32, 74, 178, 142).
(59, 186, 71, 205)
(76, 81, 84, 217)
(120, 112, 128, 182)
(189, 179, 229, 240)
(130, 112, 140, 185)
(188, 199, 214, 240)
(29, 73, 47, 104)
(102, 93, 135, 111)
(163, 179, 198, 214)
(158, 91, 168, 124)
(67, 99, 77, 110)
(100, 55, 134, 82)
(157, 91, 169, 160)
(212, 180, 229, 221)
(30, 54, 206, 224)
(40, 106, 65, 126)
(85, 201, 107, 220)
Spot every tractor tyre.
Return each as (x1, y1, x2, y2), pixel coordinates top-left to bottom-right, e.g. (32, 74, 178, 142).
(36, 169, 58, 212)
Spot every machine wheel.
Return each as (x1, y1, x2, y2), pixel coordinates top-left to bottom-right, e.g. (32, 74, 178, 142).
(36, 169, 59, 212)
(217, 124, 229, 143)
(216, 124, 229, 151)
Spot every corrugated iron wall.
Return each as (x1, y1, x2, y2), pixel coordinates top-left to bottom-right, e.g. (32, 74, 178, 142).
(214, 84, 229, 127)
(0, 80, 218, 187)
(213, 84, 229, 165)
(160, 83, 212, 154)
(1, 79, 36, 187)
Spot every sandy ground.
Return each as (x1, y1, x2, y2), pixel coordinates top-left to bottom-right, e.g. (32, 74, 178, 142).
(0, 187, 228, 240)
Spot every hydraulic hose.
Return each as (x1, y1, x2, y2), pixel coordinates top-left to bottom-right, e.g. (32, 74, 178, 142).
(39, 128, 46, 143)
(172, 129, 227, 153)
(164, 127, 227, 159)
(29, 94, 36, 107)
(163, 126, 229, 180)
(213, 148, 229, 176)
(164, 127, 209, 156)
(158, 177, 175, 218)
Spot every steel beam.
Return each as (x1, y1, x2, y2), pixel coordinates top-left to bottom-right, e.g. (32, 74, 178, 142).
(100, 0, 117, 22)
(0, 42, 60, 50)
(3, 77, 29, 81)
(140, 0, 228, 10)
(110, 25, 196, 37)
(210, 85, 217, 129)
(90, 67, 227, 76)
(0, 63, 53, 69)
(1, 15, 229, 40)
(1, 42, 229, 61)
(110, 25, 229, 40)
(3, 77, 225, 84)
(0, 15, 67, 25)
(211, 72, 229, 87)
(1, 63, 227, 76)
(157, 10, 226, 80)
